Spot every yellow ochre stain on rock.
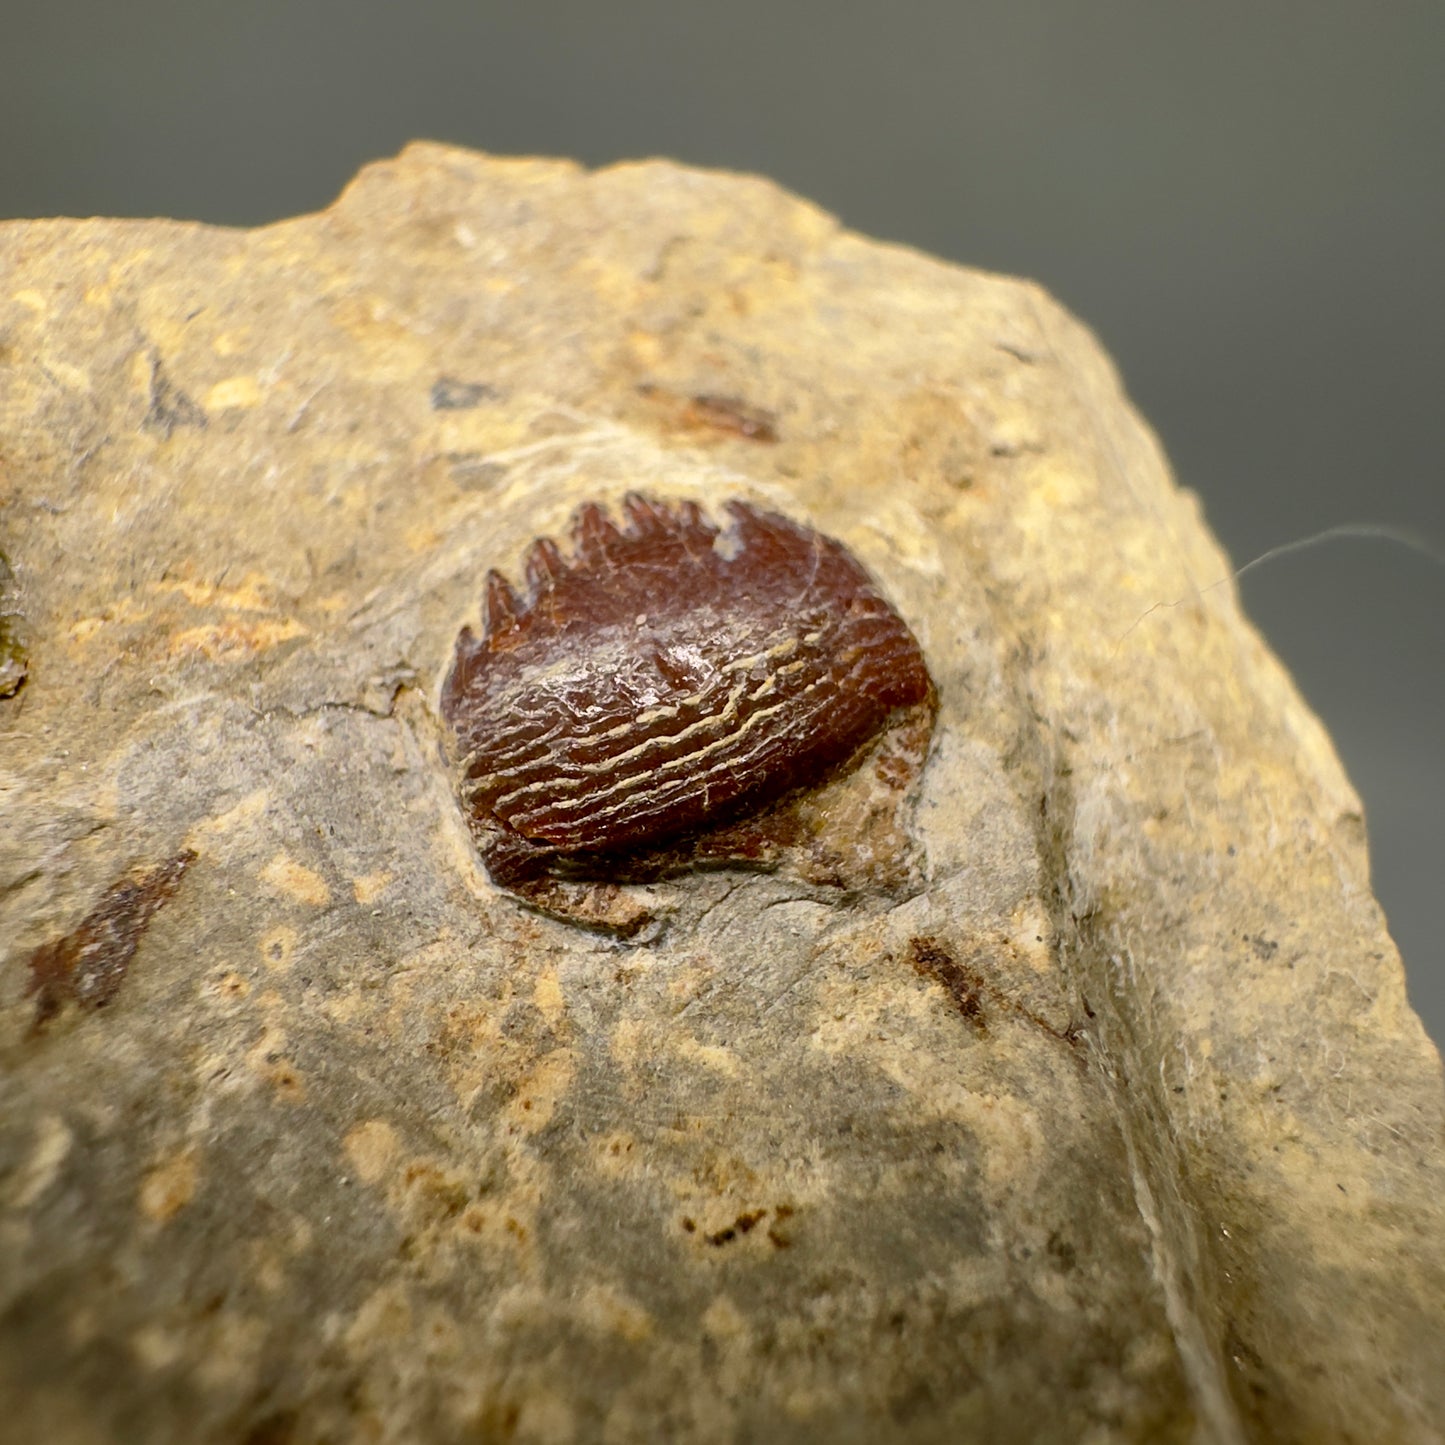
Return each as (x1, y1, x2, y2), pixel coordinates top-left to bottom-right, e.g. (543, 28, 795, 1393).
(259, 924, 298, 970)
(202, 375, 263, 411)
(245, 1025, 308, 1104)
(351, 871, 392, 905)
(168, 619, 307, 661)
(261, 854, 331, 908)
(501, 1051, 576, 1136)
(193, 790, 270, 840)
(532, 967, 566, 1028)
(345, 1120, 401, 1185)
(139, 1150, 198, 1223)
(575, 1284, 654, 1343)
(152, 570, 278, 612)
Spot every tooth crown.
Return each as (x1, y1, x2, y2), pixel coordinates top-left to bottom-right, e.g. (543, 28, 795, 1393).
(441, 494, 934, 886)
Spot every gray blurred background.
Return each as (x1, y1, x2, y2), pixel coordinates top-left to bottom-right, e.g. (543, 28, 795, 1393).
(4, 2, 1441, 1043)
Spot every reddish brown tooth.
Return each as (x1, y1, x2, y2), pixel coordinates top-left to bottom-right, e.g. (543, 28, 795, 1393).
(441, 493, 936, 899)
(525, 538, 567, 592)
(622, 492, 664, 534)
(724, 500, 781, 551)
(675, 499, 708, 535)
(452, 623, 480, 661)
(573, 502, 621, 557)
(484, 570, 522, 635)
(440, 626, 477, 715)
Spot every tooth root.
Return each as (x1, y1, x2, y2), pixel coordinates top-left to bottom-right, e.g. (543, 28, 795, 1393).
(525, 537, 567, 593)
(483, 570, 522, 636)
(573, 501, 621, 558)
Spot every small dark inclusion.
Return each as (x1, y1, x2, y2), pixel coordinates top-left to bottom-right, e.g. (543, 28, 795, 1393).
(441, 495, 935, 888)
(26, 849, 196, 1032)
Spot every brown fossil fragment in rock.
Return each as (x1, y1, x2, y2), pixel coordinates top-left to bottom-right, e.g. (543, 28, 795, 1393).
(25, 850, 197, 1033)
(441, 495, 936, 928)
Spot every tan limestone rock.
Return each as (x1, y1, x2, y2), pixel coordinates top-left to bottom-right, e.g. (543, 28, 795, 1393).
(0, 144, 1441, 1444)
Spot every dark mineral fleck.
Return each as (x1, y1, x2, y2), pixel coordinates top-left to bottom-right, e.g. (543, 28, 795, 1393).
(0, 550, 27, 698)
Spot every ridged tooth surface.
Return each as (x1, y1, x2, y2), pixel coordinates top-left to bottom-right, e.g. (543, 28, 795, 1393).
(440, 496, 934, 881)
